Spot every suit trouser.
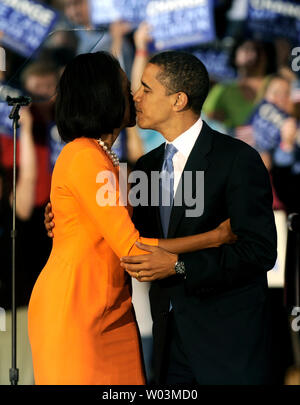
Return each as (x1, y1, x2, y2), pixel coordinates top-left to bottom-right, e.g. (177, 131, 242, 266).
(165, 310, 197, 385)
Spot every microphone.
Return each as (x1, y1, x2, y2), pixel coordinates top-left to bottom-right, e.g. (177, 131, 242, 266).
(6, 96, 32, 106)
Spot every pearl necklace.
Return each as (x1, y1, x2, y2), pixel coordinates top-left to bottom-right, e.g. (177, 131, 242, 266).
(97, 138, 119, 167)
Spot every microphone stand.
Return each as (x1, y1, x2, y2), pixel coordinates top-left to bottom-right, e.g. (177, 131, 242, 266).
(6, 95, 32, 386)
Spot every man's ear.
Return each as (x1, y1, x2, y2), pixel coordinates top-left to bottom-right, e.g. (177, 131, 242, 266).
(173, 92, 189, 111)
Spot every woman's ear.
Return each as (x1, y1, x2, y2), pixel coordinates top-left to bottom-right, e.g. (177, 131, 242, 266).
(173, 92, 189, 111)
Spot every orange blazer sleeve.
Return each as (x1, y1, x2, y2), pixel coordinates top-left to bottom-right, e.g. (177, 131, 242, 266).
(66, 145, 158, 258)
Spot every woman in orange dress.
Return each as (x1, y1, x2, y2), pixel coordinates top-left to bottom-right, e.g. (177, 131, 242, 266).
(28, 52, 236, 385)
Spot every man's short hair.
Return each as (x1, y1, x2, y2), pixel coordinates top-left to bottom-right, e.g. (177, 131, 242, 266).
(149, 51, 209, 115)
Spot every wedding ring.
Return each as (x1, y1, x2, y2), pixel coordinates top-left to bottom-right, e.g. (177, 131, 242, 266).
(136, 272, 140, 279)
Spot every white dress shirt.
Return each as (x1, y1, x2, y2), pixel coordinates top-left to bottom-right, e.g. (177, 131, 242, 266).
(165, 117, 203, 196)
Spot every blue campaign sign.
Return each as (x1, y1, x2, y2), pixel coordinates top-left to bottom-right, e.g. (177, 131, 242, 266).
(0, 0, 58, 58)
(0, 82, 22, 136)
(249, 99, 288, 152)
(193, 47, 237, 81)
(115, 0, 148, 24)
(146, 0, 215, 51)
(247, 0, 300, 43)
(91, 0, 148, 26)
(89, 0, 120, 25)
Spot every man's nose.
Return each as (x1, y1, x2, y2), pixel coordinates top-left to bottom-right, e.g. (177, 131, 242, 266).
(133, 86, 142, 102)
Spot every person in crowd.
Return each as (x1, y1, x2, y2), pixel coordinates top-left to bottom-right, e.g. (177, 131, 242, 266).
(109, 21, 145, 165)
(203, 38, 277, 133)
(33, 51, 237, 385)
(0, 107, 37, 385)
(20, 61, 59, 319)
(21, 62, 58, 102)
(59, 0, 143, 165)
(19, 61, 58, 248)
(243, 74, 299, 214)
(0, 60, 58, 386)
(264, 74, 294, 115)
(255, 74, 296, 171)
(130, 22, 164, 154)
(61, 0, 134, 76)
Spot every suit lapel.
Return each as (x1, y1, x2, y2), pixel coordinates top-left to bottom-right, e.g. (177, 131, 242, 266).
(167, 121, 214, 238)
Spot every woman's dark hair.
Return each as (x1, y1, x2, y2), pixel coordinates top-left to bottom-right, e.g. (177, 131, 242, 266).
(55, 51, 125, 142)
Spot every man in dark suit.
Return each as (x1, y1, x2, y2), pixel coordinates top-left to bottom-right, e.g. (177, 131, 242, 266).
(121, 51, 277, 384)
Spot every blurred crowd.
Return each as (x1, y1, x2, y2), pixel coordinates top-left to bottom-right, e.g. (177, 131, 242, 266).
(0, 0, 300, 385)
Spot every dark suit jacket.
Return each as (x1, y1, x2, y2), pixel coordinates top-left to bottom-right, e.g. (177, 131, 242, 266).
(132, 121, 277, 384)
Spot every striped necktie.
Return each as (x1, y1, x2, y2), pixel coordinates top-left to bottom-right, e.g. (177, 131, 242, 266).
(159, 143, 178, 237)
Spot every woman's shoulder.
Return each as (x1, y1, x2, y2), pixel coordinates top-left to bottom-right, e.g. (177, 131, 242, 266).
(53, 137, 108, 175)
(58, 137, 103, 162)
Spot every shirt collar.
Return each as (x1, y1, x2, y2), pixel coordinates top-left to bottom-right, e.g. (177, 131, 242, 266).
(166, 117, 203, 159)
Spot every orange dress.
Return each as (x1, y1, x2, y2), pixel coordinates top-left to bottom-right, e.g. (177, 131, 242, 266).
(28, 137, 158, 385)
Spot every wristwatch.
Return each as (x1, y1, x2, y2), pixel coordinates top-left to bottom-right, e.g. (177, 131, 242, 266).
(174, 261, 186, 278)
